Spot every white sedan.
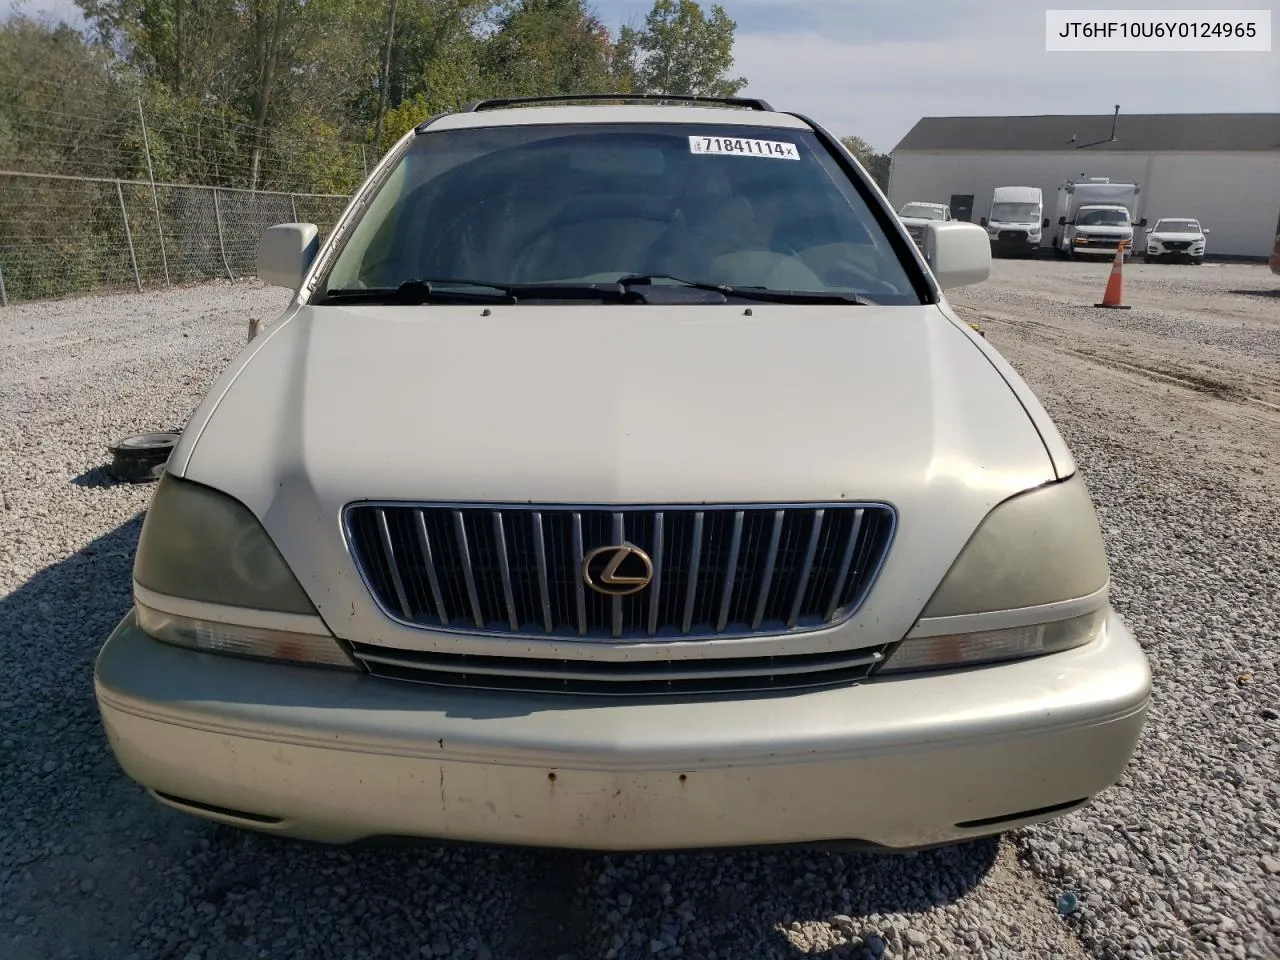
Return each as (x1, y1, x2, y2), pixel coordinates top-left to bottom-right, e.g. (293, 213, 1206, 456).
(93, 95, 1151, 853)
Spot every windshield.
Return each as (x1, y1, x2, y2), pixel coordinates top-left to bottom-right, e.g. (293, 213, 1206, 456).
(899, 204, 944, 220)
(1155, 219, 1199, 233)
(990, 202, 1039, 223)
(318, 123, 920, 305)
(1077, 208, 1131, 227)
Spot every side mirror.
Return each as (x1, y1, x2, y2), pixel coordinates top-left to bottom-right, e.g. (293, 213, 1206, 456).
(923, 222, 991, 290)
(1202, 228, 1210, 234)
(1042, 218, 1050, 228)
(979, 216, 988, 227)
(1058, 216, 1067, 226)
(1138, 217, 1148, 228)
(257, 223, 320, 291)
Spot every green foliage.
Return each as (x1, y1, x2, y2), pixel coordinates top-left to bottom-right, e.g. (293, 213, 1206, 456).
(622, 0, 745, 97)
(1, 1, 754, 301)
(0, 15, 130, 174)
(2, 0, 751, 185)
(378, 94, 436, 151)
(841, 136, 892, 192)
(478, 0, 619, 99)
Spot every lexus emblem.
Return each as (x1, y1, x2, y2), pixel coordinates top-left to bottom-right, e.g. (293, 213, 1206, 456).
(582, 544, 654, 596)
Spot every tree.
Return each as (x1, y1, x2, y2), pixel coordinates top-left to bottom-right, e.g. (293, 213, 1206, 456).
(479, 0, 618, 99)
(620, 0, 744, 98)
(75, 0, 369, 187)
(371, 0, 399, 151)
(76, 0, 241, 103)
(841, 135, 891, 192)
(358, 0, 491, 152)
(0, 15, 129, 174)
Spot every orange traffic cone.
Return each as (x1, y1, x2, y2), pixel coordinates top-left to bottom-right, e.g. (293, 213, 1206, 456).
(1094, 241, 1131, 309)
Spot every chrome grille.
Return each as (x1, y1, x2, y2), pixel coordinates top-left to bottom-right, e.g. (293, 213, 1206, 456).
(904, 224, 925, 250)
(348, 643, 888, 696)
(344, 503, 896, 641)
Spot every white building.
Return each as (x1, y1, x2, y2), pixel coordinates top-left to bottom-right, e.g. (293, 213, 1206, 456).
(887, 113, 1280, 259)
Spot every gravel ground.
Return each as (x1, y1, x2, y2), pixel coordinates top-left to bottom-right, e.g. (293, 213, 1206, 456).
(2, 261, 1278, 960)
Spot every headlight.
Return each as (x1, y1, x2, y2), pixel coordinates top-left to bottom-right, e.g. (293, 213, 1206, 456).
(880, 474, 1109, 674)
(133, 473, 357, 669)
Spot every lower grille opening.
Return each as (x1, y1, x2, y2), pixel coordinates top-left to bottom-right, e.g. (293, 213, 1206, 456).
(350, 643, 886, 696)
(955, 797, 1088, 830)
(152, 791, 284, 825)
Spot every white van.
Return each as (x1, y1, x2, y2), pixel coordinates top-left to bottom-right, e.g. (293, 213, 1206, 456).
(981, 187, 1045, 258)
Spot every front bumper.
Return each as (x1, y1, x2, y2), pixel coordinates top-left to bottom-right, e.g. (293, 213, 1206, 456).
(990, 235, 1039, 255)
(94, 608, 1151, 852)
(1146, 246, 1204, 261)
(1071, 240, 1128, 256)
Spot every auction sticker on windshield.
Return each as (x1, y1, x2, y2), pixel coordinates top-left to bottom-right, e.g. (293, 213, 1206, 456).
(689, 136, 799, 159)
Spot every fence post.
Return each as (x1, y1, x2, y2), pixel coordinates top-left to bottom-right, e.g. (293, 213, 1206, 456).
(361, 145, 368, 177)
(212, 187, 235, 281)
(0, 260, 7, 307)
(137, 96, 171, 289)
(116, 179, 143, 292)
(290, 193, 299, 222)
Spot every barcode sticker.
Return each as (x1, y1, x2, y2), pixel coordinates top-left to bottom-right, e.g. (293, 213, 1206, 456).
(688, 136, 800, 160)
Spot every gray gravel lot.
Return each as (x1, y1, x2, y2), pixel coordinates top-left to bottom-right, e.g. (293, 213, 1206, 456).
(2, 261, 1278, 960)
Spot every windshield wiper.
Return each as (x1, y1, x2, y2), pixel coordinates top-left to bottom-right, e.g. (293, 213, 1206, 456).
(315, 279, 645, 306)
(315, 279, 515, 305)
(317, 276, 868, 307)
(616, 274, 870, 306)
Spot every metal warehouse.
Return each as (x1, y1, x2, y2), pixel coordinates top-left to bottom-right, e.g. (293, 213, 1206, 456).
(887, 112, 1280, 259)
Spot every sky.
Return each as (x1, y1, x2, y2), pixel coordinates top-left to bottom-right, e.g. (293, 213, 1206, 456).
(5, 0, 1278, 151)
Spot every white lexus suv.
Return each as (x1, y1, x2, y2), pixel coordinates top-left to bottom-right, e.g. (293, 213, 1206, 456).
(93, 95, 1151, 853)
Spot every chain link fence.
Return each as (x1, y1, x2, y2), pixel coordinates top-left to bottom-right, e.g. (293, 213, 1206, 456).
(0, 171, 351, 305)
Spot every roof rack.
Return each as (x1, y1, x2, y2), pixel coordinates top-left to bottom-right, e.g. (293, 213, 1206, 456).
(460, 93, 776, 113)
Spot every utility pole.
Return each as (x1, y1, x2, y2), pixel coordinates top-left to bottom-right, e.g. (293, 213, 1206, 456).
(371, 0, 399, 155)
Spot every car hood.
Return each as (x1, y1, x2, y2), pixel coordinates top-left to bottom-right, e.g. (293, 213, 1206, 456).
(1150, 231, 1202, 241)
(173, 303, 1062, 653)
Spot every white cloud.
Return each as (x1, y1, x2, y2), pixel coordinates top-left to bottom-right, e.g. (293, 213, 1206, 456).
(732, 26, 1280, 152)
(6, 0, 1277, 154)
(2, 0, 84, 26)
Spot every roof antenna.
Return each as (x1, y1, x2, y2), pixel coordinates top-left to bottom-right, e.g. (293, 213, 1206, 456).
(1075, 105, 1120, 149)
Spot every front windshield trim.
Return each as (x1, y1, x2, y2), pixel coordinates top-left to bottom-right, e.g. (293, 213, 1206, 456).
(306, 118, 935, 307)
(301, 125, 424, 300)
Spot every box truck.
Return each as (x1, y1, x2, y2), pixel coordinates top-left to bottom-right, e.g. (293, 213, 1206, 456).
(981, 186, 1045, 258)
(1053, 178, 1146, 259)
